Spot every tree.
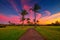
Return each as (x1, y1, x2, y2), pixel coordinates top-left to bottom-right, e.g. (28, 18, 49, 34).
(50, 21, 60, 26)
(55, 21, 60, 26)
(30, 3, 41, 26)
(36, 20, 39, 24)
(21, 10, 28, 26)
(8, 21, 15, 26)
(8, 21, 11, 24)
(55, 21, 59, 24)
(27, 18, 30, 25)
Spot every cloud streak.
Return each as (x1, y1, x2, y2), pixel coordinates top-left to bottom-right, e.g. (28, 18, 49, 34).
(0, 14, 20, 24)
(8, 0, 20, 14)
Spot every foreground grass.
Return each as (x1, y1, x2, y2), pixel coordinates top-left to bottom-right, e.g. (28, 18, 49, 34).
(36, 26, 60, 40)
(0, 26, 32, 40)
(0, 26, 60, 40)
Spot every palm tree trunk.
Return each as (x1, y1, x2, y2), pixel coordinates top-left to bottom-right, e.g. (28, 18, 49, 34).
(23, 20, 24, 27)
(34, 12, 36, 27)
(22, 16, 24, 27)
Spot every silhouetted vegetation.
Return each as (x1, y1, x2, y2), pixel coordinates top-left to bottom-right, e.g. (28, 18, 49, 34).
(0, 24, 6, 28)
(46, 21, 60, 26)
(8, 21, 16, 26)
(30, 3, 41, 26)
(27, 18, 31, 25)
(21, 10, 28, 26)
(0, 20, 60, 27)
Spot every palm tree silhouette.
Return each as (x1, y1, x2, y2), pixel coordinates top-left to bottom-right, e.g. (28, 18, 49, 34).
(27, 18, 30, 25)
(37, 20, 39, 23)
(30, 3, 41, 26)
(21, 10, 28, 26)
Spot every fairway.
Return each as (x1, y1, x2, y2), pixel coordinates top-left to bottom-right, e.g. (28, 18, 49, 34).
(36, 26, 60, 40)
(0, 26, 32, 40)
(0, 26, 60, 40)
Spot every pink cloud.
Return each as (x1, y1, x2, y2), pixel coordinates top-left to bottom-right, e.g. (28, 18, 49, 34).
(0, 14, 31, 24)
(0, 14, 20, 24)
(36, 13, 42, 20)
(21, 0, 32, 11)
(9, 15, 20, 24)
(0, 14, 9, 24)
(23, 5, 31, 10)
(21, 0, 31, 5)
(44, 11, 51, 16)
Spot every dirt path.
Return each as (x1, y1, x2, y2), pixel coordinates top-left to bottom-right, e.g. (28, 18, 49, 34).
(19, 28, 46, 40)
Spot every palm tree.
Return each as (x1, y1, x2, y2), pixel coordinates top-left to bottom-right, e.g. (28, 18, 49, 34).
(27, 18, 30, 25)
(30, 3, 41, 26)
(21, 10, 28, 26)
(37, 20, 39, 23)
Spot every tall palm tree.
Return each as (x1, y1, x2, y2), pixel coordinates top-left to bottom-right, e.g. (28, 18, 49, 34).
(21, 10, 28, 26)
(30, 3, 41, 26)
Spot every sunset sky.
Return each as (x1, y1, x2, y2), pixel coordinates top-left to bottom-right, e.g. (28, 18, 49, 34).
(0, 0, 60, 24)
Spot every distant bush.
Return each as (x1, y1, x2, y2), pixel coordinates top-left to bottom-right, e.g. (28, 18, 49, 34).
(0, 25, 6, 28)
(46, 21, 60, 26)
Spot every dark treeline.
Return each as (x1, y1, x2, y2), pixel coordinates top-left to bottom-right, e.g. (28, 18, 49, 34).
(46, 21, 60, 26)
(0, 21, 60, 28)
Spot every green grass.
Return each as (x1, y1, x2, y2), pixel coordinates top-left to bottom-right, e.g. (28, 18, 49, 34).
(36, 26, 60, 40)
(0, 26, 31, 40)
(0, 26, 60, 40)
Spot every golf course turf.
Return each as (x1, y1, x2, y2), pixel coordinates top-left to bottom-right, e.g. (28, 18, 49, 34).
(36, 26, 60, 40)
(0, 26, 60, 40)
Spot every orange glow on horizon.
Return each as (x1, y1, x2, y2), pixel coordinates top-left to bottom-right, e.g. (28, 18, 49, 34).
(38, 12, 60, 24)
